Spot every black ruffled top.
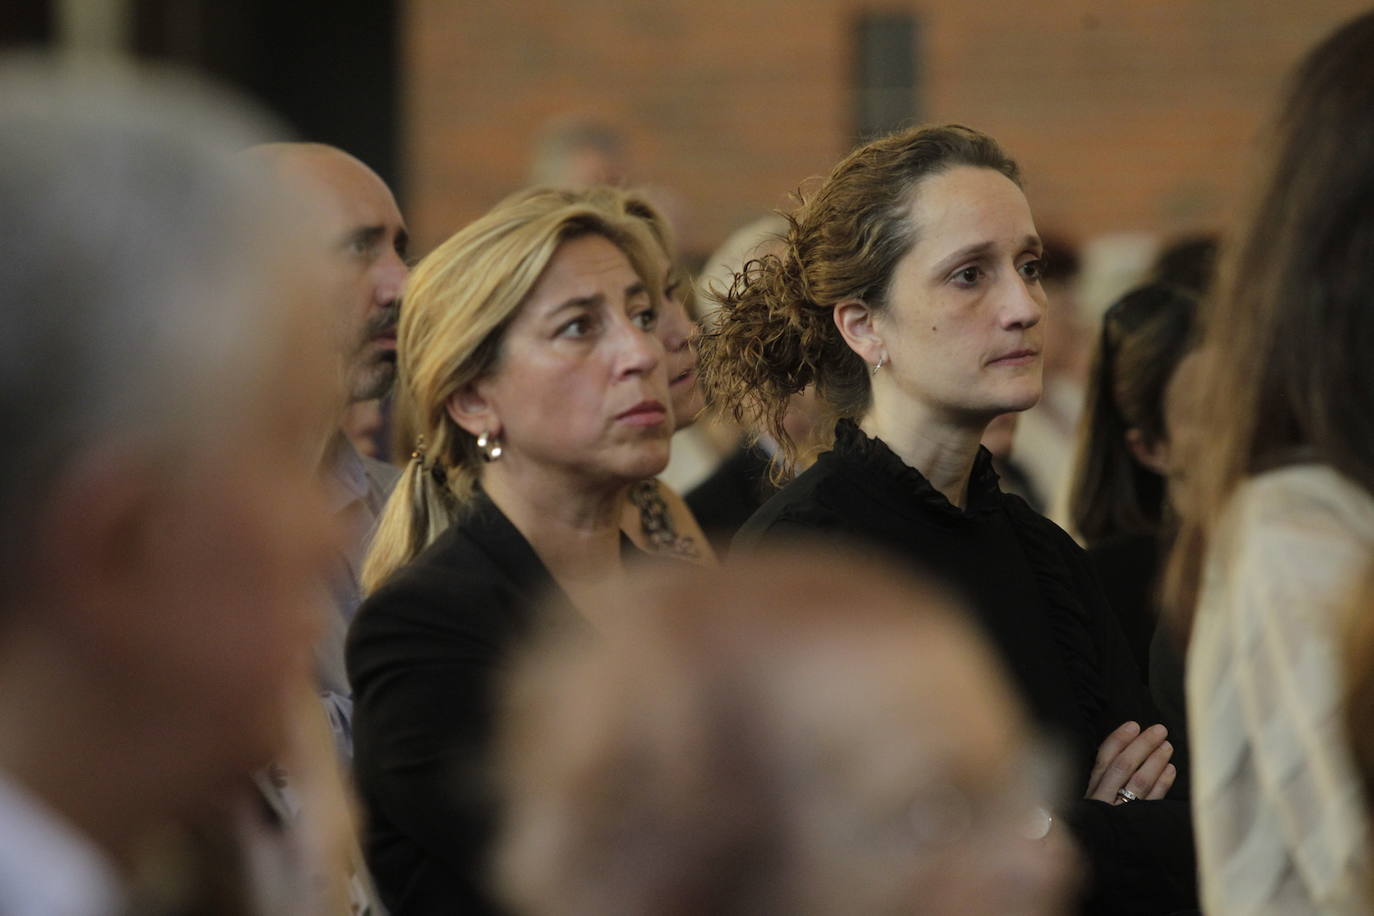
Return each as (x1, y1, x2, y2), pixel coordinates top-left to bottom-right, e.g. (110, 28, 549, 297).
(835, 417, 1006, 519)
(734, 420, 1197, 915)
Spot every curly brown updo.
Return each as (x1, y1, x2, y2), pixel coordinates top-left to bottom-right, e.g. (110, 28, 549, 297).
(696, 124, 1020, 479)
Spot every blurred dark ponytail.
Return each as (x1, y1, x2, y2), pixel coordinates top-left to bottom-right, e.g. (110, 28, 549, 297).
(1068, 283, 1197, 546)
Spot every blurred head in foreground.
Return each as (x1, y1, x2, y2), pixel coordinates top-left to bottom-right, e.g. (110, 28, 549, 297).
(0, 58, 338, 866)
(496, 548, 1076, 916)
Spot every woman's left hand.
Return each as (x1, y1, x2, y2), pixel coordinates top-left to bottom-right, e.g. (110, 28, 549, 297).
(1085, 721, 1176, 804)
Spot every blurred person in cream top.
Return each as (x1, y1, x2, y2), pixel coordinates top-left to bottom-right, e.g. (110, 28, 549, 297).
(1188, 464, 1374, 914)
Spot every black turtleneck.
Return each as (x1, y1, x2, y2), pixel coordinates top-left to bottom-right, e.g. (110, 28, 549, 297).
(734, 420, 1198, 916)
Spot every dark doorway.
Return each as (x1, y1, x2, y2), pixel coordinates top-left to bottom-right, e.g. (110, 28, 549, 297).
(0, 0, 54, 48)
(133, 0, 403, 200)
(853, 12, 921, 143)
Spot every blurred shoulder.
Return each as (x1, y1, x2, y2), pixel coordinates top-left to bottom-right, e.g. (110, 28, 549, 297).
(732, 457, 846, 553)
(360, 454, 401, 497)
(1231, 464, 1374, 537)
(1208, 465, 1374, 606)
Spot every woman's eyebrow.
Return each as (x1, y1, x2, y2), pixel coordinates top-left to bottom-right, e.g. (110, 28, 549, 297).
(930, 235, 1043, 276)
(545, 293, 604, 318)
(930, 241, 995, 276)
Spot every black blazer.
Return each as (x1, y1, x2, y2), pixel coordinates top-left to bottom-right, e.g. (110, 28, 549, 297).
(346, 494, 581, 915)
(735, 420, 1197, 916)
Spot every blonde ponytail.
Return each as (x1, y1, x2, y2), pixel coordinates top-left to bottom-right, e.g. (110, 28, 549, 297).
(361, 448, 460, 594)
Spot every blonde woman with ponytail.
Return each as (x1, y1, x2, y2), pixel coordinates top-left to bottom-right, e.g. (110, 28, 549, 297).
(346, 192, 673, 914)
(507, 186, 715, 564)
(699, 123, 1195, 914)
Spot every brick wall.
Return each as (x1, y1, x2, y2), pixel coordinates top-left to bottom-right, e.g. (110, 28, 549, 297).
(404, 0, 1370, 260)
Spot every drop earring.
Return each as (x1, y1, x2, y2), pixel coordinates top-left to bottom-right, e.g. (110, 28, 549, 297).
(477, 430, 503, 462)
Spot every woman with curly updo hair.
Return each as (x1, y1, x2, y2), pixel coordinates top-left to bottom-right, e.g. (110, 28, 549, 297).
(699, 124, 1195, 914)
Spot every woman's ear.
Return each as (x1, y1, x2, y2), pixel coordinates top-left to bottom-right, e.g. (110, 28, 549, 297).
(446, 383, 499, 439)
(833, 298, 885, 367)
(1125, 427, 1171, 475)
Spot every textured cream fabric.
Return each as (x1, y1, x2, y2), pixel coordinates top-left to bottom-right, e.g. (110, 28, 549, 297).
(1189, 465, 1374, 915)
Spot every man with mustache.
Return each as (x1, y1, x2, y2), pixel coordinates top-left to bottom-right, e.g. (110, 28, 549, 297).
(248, 142, 409, 758)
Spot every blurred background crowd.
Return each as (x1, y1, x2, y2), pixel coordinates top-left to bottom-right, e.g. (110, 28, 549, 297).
(4, 2, 1374, 915)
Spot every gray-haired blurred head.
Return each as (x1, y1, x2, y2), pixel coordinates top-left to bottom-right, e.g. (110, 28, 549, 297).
(496, 546, 1078, 916)
(0, 58, 336, 596)
(0, 60, 342, 809)
(528, 115, 628, 188)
